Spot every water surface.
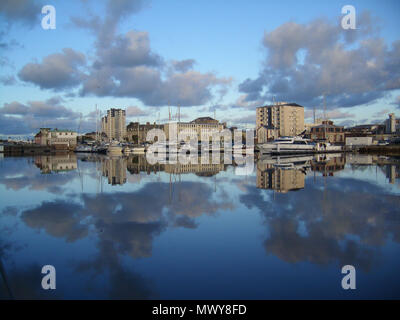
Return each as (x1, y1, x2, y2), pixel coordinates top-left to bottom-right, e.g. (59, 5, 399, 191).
(0, 153, 399, 299)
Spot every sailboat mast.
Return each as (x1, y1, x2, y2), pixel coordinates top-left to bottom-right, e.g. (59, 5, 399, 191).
(323, 94, 327, 140)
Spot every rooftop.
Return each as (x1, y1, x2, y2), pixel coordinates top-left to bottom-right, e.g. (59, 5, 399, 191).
(312, 124, 344, 129)
(190, 116, 219, 124)
(257, 102, 304, 108)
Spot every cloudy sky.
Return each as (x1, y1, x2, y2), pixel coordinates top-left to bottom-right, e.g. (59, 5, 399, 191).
(0, 0, 399, 136)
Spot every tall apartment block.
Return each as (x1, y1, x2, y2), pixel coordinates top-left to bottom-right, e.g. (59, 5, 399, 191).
(101, 108, 126, 141)
(256, 102, 304, 142)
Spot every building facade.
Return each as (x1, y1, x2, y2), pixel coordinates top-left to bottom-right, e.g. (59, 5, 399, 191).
(310, 120, 345, 144)
(385, 113, 400, 134)
(164, 117, 226, 142)
(126, 122, 164, 144)
(345, 136, 373, 147)
(346, 124, 385, 135)
(34, 128, 77, 148)
(256, 102, 305, 141)
(101, 108, 126, 141)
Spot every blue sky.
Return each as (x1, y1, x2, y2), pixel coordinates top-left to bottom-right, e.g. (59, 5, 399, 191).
(0, 0, 399, 136)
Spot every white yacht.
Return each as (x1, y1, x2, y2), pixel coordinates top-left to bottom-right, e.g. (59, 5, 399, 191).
(258, 137, 315, 155)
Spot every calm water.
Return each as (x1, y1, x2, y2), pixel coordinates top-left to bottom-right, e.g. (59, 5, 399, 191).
(0, 153, 399, 299)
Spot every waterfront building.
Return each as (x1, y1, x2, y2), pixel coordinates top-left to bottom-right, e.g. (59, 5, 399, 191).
(126, 122, 164, 144)
(34, 128, 77, 149)
(346, 124, 385, 135)
(345, 136, 373, 147)
(101, 108, 126, 141)
(385, 113, 400, 134)
(164, 117, 226, 142)
(310, 120, 345, 144)
(304, 118, 323, 134)
(256, 102, 305, 142)
(256, 125, 277, 144)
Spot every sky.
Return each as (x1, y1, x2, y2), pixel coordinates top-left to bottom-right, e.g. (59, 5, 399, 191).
(0, 0, 399, 137)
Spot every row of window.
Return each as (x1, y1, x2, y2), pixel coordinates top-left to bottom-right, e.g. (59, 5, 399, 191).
(312, 128, 343, 132)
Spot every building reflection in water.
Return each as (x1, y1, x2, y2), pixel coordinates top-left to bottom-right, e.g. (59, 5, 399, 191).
(387, 164, 399, 184)
(101, 156, 127, 186)
(75, 152, 400, 190)
(346, 153, 400, 187)
(256, 153, 400, 193)
(34, 154, 78, 173)
(2, 152, 400, 299)
(164, 161, 226, 176)
(127, 154, 164, 175)
(311, 153, 346, 176)
(256, 155, 311, 193)
(94, 154, 228, 186)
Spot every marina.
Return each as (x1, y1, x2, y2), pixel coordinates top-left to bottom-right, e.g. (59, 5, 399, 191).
(1, 0, 400, 304)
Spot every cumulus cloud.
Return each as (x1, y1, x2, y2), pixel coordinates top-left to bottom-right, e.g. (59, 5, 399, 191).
(126, 106, 151, 117)
(171, 59, 196, 73)
(0, 98, 78, 118)
(0, 101, 29, 115)
(70, 0, 231, 106)
(0, 0, 41, 27)
(0, 98, 83, 135)
(18, 48, 86, 90)
(99, 31, 163, 68)
(79, 61, 230, 106)
(239, 12, 400, 110)
(12, 0, 231, 108)
(72, 0, 148, 50)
